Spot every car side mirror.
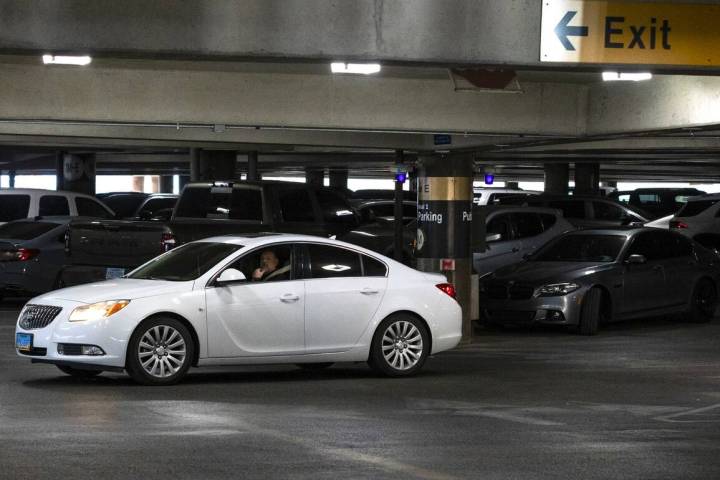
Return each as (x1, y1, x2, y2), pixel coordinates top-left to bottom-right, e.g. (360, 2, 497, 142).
(625, 254, 647, 265)
(486, 233, 502, 243)
(215, 268, 246, 285)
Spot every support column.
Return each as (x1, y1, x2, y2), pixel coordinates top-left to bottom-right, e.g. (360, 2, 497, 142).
(394, 150, 405, 263)
(178, 175, 190, 191)
(574, 163, 600, 196)
(416, 153, 474, 341)
(189, 148, 201, 182)
(544, 163, 569, 195)
(305, 167, 324, 187)
(328, 168, 348, 190)
(132, 176, 145, 192)
(57, 153, 96, 195)
(409, 167, 418, 194)
(159, 175, 174, 193)
(247, 151, 260, 181)
(9, 168, 16, 188)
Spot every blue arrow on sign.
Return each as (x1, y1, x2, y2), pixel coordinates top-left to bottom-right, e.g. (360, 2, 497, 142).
(554, 11, 588, 51)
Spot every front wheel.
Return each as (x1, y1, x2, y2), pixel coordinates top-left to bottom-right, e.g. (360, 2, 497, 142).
(56, 365, 102, 378)
(368, 314, 430, 377)
(126, 317, 194, 386)
(688, 279, 717, 323)
(577, 288, 602, 336)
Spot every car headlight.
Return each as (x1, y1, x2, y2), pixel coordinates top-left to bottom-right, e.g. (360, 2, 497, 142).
(536, 283, 580, 297)
(69, 300, 130, 322)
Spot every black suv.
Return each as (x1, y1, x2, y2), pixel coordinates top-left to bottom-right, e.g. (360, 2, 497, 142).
(609, 188, 706, 218)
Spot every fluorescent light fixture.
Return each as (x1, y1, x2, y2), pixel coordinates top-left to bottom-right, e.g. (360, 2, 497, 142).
(331, 62, 381, 75)
(42, 54, 92, 66)
(602, 71, 652, 82)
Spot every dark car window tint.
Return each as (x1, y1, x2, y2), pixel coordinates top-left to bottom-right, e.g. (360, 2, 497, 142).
(229, 244, 294, 282)
(0, 195, 30, 222)
(76, 197, 112, 218)
(540, 213, 557, 230)
(230, 188, 263, 221)
(279, 188, 316, 222)
(661, 231, 694, 258)
(363, 254, 387, 277)
(308, 244, 362, 279)
(533, 234, 626, 262)
(174, 187, 262, 221)
(627, 232, 668, 261)
(513, 213, 544, 239)
(593, 201, 625, 221)
(548, 200, 585, 219)
(101, 195, 147, 218)
(0, 221, 57, 240)
(39, 195, 70, 216)
(139, 197, 177, 215)
(678, 200, 718, 217)
(129, 242, 242, 281)
(637, 193, 661, 206)
(316, 190, 356, 225)
(486, 214, 513, 242)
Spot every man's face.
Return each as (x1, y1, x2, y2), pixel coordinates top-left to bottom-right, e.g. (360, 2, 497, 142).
(260, 251, 279, 271)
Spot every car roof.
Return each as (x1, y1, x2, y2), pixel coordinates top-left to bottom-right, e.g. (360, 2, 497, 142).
(473, 205, 562, 215)
(686, 193, 720, 201)
(198, 233, 390, 255)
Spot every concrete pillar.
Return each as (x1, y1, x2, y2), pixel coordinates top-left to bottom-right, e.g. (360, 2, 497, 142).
(574, 163, 600, 196)
(132, 176, 145, 192)
(409, 167, 417, 194)
(305, 167, 324, 187)
(178, 175, 190, 191)
(544, 163, 569, 195)
(605, 180, 618, 188)
(247, 151, 260, 181)
(56, 153, 96, 195)
(150, 176, 160, 193)
(394, 150, 405, 263)
(193, 150, 236, 182)
(506, 181, 519, 189)
(416, 153, 474, 341)
(159, 175, 174, 193)
(329, 169, 348, 190)
(9, 169, 16, 188)
(189, 148, 201, 182)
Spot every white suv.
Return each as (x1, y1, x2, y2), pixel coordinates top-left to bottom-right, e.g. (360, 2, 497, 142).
(0, 188, 114, 224)
(473, 188, 540, 206)
(669, 194, 720, 248)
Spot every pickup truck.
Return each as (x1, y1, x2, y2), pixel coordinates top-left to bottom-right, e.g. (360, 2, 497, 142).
(60, 180, 361, 285)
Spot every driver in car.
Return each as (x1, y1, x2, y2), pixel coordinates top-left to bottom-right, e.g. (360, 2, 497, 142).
(252, 250, 290, 282)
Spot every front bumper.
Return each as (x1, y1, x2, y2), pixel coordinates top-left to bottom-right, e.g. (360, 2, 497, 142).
(480, 288, 587, 326)
(14, 299, 130, 370)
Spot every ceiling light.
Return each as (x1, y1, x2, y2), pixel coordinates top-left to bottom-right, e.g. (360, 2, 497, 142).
(602, 71, 652, 82)
(42, 54, 92, 66)
(331, 62, 381, 75)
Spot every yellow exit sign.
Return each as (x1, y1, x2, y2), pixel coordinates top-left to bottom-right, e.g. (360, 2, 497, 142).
(541, 0, 720, 66)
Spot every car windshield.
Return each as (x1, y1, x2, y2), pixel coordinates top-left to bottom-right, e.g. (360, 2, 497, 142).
(128, 242, 242, 281)
(532, 234, 626, 263)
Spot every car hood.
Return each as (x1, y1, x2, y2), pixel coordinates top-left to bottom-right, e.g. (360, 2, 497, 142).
(489, 261, 616, 284)
(32, 278, 193, 304)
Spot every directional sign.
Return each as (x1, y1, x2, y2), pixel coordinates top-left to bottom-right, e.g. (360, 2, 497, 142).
(541, 0, 720, 66)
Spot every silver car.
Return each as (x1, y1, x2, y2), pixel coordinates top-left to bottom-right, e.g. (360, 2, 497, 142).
(480, 227, 720, 335)
(473, 206, 574, 276)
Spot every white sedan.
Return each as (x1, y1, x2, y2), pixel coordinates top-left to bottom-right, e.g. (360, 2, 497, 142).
(15, 234, 462, 385)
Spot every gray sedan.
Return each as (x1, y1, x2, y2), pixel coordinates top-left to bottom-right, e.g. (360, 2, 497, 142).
(480, 227, 720, 335)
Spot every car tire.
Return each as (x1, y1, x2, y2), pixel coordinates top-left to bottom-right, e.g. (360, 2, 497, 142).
(296, 363, 334, 370)
(687, 279, 717, 323)
(126, 317, 194, 386)
(368, 313, 430, 377)
(56, 365, 102, 378)
(578, 288, 601, 336)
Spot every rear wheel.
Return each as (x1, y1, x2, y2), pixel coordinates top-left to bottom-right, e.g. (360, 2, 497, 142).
(577, 288, 602, 336)
(296, 363, 334, 370)
(688, 279, 717, 323)
(368, 314, 430, 377)
(126, 317, 194, 386)
(56, 365, 102, 378)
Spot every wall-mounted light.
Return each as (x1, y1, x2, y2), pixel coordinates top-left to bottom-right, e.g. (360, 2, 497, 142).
(484, 173, 495, 185)
(602, 71, 652, 82)
(42, 54, 92, 66)
(331, 62, 381, 75)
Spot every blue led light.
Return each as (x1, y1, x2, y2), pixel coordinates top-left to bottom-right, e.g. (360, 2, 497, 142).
(395, 172, 407, 183)
(484, 173, 494, 185)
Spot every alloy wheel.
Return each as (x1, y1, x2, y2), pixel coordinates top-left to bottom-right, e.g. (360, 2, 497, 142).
(137, 325, 187, 378)
(381, 320, 424, 370)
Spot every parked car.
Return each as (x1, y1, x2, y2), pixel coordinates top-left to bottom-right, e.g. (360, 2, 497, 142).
(480, 227, 720, 335)
(354, 200, 417, 225)
(97, 192, 149, 218)
(0, 188, 114, 225)
(352, 189, 415, 201)
(645, 214, 673, 229)
(15, 234, 462, 384)
(498, 194, 652, 227)
(610, 188, 705, 218)
(568, 186, 616, 197)
(473, 188, 540, 206)
(129, 194, 178, 220)
(339, 219, 417, 266)
(670, 194, 720, 239)
(472, 206, 574, 276)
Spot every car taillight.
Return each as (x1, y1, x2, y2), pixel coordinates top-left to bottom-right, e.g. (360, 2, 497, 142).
(436, 283, 457, 299)
(161, 233, 176, 252)
(0, 248, 40, 262)
(670, 220, 688, 229)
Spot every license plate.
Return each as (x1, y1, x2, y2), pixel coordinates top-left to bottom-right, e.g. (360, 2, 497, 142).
(16, 333, 32, 352)
(105, 267, 125, 280)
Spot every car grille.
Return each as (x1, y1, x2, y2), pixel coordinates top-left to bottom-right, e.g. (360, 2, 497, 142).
(19, 305, 63, 330)
(485, 283, 535, 300)
(57, 344, 83, 356)
(18, 347, 47, 356)
(486, 310, 536, 324)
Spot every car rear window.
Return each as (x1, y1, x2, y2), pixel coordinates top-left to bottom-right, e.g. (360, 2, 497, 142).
(0, 221, 58, 240)
(0, 195, 30, 222)
(174, 186, 263, 221)
(677, 199, 719, 217)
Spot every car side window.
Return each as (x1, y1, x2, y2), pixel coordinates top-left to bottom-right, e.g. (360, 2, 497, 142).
(227, 244, 295, 283)
(278, 188, 316, 223)
(362, 254, 388, 277)
(76, 197, 112, 218)
(316, 190, 357, 226)
(307, 244, 362, 279)
(486, 214, 513, 242)
(663, 232, 693, 258)
(548, 200, 585, 219)
(627, 232, 668, 261)
(39, 195, 70, 216)
(592, 201, 624, 221)
(540, 213, 557, 230)
(513, 213, 544, 239)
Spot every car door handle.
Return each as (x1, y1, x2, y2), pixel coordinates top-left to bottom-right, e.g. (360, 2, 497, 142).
(361, 288, 379, 295)
(280, 293, 300, 303)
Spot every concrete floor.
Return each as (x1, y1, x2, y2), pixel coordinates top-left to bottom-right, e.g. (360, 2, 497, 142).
(2, 299, 720, 480)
